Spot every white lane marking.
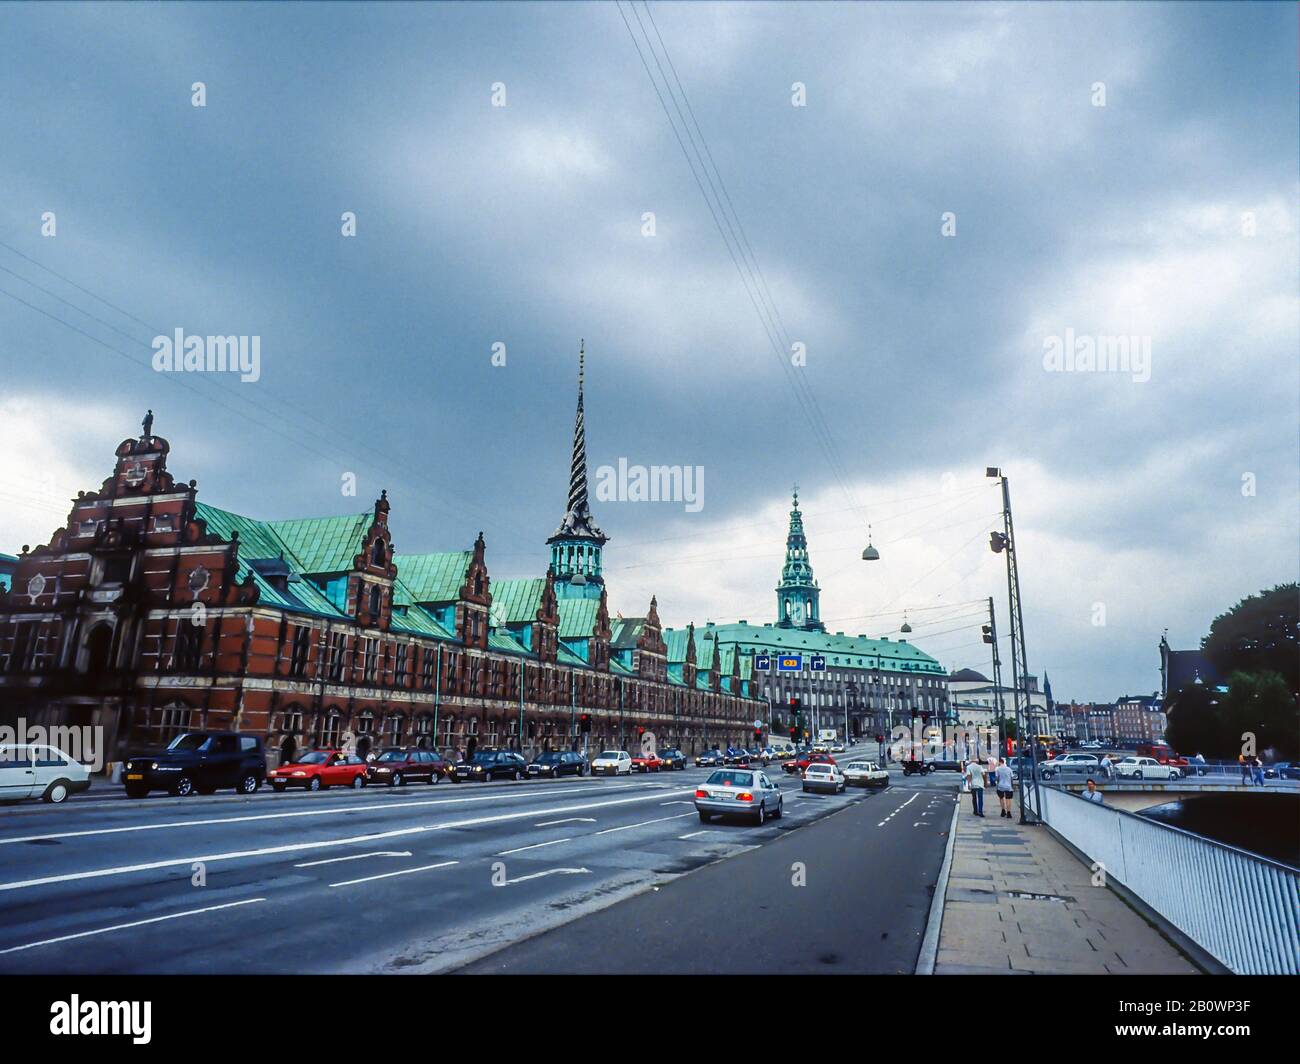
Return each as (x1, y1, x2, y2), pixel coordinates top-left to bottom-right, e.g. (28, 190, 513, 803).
(502, 867, 590, 885)
(534, 817, 596, 827)
(678, 830, 713, 839)
(0, 788, 697, 893)
(0, 898, 267, 955)
(593, 812, 695, 835)
(0, 785, 610, 847)
(496, 838, 571, 856)
(294, 851, 411, 868)
(877, 791, 920, 827)
(659, 801, 693, 806)
(330, 860, 458, 888)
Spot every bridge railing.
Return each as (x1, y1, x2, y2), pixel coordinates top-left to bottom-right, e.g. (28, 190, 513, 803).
(1039, 785, 1300, 975)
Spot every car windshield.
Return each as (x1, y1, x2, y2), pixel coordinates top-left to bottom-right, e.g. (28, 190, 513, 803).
(295, 752, 330, 765)
(846, 762, 871, 770)
(535, 753, 561, 764)
(166, 734, 209, 752)
(807, 765, 832, 774)
(376, 750, 408, 762)
(707, 770, 754, 787)
(471, 753, 496, 764)
(598, 751, 620, 759)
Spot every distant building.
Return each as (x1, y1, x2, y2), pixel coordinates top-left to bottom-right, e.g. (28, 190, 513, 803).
(0, 554, 16, 593)
(946, 667, 1049, 733)
(1159, 632, 1217, 699)
(705, 492, 949, 742)
(1115, 694, 1164, 744)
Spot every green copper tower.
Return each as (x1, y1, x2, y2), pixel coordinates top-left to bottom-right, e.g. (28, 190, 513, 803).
(775, 488, 824, 631)
(548, 341, 606, 600)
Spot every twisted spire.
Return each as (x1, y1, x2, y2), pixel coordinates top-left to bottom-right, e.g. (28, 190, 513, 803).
(549, 340, 605, 544)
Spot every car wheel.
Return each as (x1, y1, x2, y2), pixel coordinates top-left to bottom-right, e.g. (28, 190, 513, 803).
(42, 780, 70, 804)
(1135, 770, 1144, 780)
(773, 798, 783, 820)
(579, 764, 586, 776)
(698, 810, 712, 823)
(308, 777, 322, 792)
(353, 775, 366, 789)
(426, 772, 437, 785)
(173, 775, 195, 797)
(755, 803, 766, 825)
(237, 774, 261, 795)
(802, 783, 810, 792)
(392, 773, 403, 787)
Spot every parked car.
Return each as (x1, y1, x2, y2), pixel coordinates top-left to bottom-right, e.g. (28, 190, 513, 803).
(785, 752, 836, 775)
(631, 752, 663, 773)
(1038, 760, 1111, 783)
(367, 747, 449, 786)
(1045, 752, 1100, 768)
(842, 760, 889, 788)
(1264, 761, 1300, 781)
(0, 744, 91, 804)
(453, 750, 529, 782)
(695, 750, 725, 768)
(694, 768, 783, 824)
(802, 762, 847, 794)
(124, 731, 265, 798)
(1113, 755, 1179, 781)
(269, 749, 368, 791)
(527, 750, 588, 778)
(657, 748, 687, 771)
(591, 750, 632, 776)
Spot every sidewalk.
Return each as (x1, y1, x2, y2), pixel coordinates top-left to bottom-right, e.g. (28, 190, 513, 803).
(933, 789, 1199, 974)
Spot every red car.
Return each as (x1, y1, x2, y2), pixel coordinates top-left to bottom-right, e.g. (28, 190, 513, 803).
(631, 753, 663, 773)
(268, 750, 368, 792)
(784, 752, 836, 775)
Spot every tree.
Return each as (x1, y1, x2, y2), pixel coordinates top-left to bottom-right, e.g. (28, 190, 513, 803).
(1165, 682, 1223, 757)
(1202, 583, 1299, 694)
(1221, 669, 1298, 760)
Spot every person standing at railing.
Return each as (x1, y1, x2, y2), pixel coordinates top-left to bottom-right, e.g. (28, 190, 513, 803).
(1082, 778, 1104, 804)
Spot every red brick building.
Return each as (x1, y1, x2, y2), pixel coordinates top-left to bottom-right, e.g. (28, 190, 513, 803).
(0, 411, 761, 772)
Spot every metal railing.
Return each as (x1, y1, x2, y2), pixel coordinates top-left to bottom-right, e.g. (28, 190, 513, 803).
(1040, 785, 1300, 975)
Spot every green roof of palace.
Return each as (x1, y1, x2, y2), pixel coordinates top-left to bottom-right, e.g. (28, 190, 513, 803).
(393, 551, 472, 605)
(665, 621, 945, 675)
(389, 604, 455, 639)
(490, 578, 546, 625)
(558, 598, 599, 639)
(267, 513, 372, 574)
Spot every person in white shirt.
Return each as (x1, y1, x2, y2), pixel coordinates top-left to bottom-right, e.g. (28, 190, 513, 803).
(963, 759, 986, 816)
(995, 760, 1014, 818)
(1082, 778, 1104, 804)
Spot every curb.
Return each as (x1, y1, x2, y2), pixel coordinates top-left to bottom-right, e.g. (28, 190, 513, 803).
(915, 793, 960, 974)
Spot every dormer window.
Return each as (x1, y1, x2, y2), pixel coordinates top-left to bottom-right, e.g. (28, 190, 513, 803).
(371, 539, 386, 567)
(153, 514, 174, 532)
(78, 520, 98, 538)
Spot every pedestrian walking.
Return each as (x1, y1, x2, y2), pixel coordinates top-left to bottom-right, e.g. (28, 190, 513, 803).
(1239, 754, 1251, 785)
(995, 758, 1014, 818)
(1252, 755, 1265, 786)
(1082, 778, 1104, 804)
(963, 758, 986, 816)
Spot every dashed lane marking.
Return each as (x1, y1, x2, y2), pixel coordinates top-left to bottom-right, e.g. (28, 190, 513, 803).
(496, 838, 572, 856)
(0, 897, 267, 955)
(329, 861, 458, 888)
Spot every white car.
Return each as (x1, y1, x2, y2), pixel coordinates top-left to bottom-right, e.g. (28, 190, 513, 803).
(0, 744, 92, 803)
(802, 762, 847, 794)
(590, 750, 632, 776)
(830, 743, 846, 754)
(1048, 752, 1100, 767)
(842, 760, 889, 788)
(1113, 755, 1179, 781)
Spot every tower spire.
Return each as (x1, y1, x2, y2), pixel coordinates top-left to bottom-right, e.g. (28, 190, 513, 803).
(776, 487, 823, 631)
(548, 340, 606, 598)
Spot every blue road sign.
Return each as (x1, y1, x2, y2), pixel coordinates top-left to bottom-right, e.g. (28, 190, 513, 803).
(754, 654, 771, 671)
(810, 655, 826, 671)
(776, 654, 803, 672)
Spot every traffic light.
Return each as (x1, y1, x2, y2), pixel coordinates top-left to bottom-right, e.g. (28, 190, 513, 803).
(790, 726, 798, 740)
(982, 624, 993, 644)
(990, 532, 1007, 554)
(579, 714, 591, 733)
(875, 733, 884, 743)
(753, 728, 763, 742)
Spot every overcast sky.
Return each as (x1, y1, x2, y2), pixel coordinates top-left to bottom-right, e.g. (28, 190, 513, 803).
(1, 1, 1296, 703)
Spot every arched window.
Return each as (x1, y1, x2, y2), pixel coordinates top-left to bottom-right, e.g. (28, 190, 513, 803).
(85, 623, 114, 674)
(369, 585, 382, 617)
(372, 538, 386, 567)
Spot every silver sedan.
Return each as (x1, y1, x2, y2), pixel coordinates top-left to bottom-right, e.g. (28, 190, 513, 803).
(694, 768, 784, 825)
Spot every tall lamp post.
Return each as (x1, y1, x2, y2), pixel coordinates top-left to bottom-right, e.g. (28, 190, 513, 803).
(988, 467, 1040, 824)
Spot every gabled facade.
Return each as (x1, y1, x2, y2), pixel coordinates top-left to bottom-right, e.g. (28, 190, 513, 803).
(0, 357, 763, 770)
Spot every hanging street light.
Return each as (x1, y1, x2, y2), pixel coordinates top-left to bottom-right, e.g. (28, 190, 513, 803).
(861, 523, 880, 561)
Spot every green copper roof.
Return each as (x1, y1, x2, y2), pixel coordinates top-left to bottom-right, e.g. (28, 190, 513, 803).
(490, 578, 546, 624)
(701, 621, 945, 674)
(558, 598, 599, 639)
(389, 604, 454, 640)
(662, 627, 692, 663)
(267, 513, 372, 574)
(393, 552, 472, 605)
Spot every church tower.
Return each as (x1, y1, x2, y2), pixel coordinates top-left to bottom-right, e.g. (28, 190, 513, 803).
(547, 341, 606, 601)
(775, 488, 824, 631)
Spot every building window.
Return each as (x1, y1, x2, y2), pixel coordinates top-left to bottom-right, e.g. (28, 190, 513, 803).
(321, 711, 342, 748)
(395, 644, 409, 686)
(289, 626, 311, 678)
(155, 702, 192, 744)
(369, 585, 382, 617)
(372, 539, 386, 567)
(421, 647, 436, 690)
(363, 639, 378, 683)
(175, 621, 203, 671)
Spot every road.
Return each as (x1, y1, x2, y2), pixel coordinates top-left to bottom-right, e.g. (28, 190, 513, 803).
(0, 745, 958, 974)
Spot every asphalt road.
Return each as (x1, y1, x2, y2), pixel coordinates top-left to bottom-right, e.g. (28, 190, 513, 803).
(0, 746, 958, 974)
